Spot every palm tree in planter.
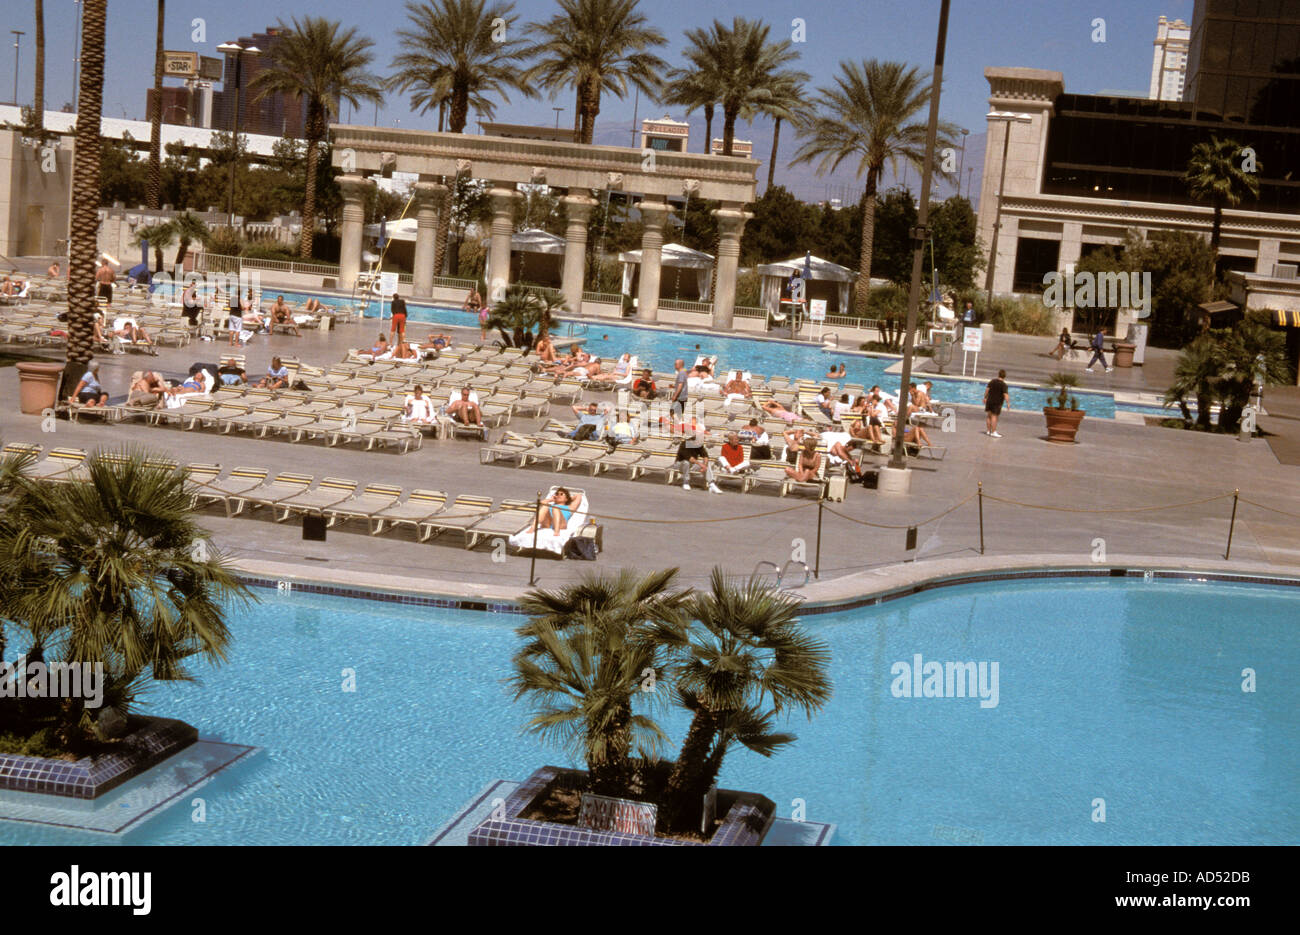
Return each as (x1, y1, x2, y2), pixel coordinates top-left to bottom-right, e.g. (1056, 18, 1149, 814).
(0, 450, 250, 750)
(485, 285, 565, 351)
(170, 212, 213, 273)
(510, 569, 688, 796)
(1043, 372, 1084, 443)
(661, 569, 832, 834)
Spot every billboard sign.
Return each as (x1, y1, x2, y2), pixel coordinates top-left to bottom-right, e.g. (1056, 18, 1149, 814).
(163, 51, 199, 78)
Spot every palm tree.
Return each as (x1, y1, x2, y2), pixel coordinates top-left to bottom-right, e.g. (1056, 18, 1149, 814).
(524, 0, 668, 145)
(170, 211, 212, 272)
(661, 66, 720, 156)
(662, 569, 832, 832)
(132, 221, 174, 273)
(762, 72, 809, 189)
(388, 0, 531, 274)
(685, 19, 803, 158)
(146, 1, 165, 209)
(249, 16, 384, 260)
(64, 0, 106, 392)
(791, 60, 957, 312)
(484, 284, 564, 350)
(0, 450, 250, 748)
(1184, 136, 1262, 253)
(509, 569, 688, 795)
(33, 1, 44, 133)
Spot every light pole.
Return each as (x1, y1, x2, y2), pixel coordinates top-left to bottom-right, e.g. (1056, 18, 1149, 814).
(957, 127, 969, 197)
(982, 111, 1032, 318)
(10, 31, 24, 107)
(71, 0, 81, 111)
(216, 41, 261, 227)
(887, 0, 951, 473)
(553, 106, 563, 129)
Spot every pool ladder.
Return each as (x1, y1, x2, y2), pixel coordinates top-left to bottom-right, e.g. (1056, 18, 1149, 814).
(564, 321, 589, 338)
(752, 560, 811, 595)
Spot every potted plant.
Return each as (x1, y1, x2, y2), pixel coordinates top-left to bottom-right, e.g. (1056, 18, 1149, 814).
(1043, 372, 1085, 443)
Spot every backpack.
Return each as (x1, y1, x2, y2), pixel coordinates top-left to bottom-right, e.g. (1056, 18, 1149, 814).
(564, 535, 598, 560)
(572, 423, 598, 441)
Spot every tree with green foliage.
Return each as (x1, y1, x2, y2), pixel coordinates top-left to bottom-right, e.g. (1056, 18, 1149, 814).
(131, 221, 173, 273)
(928, 196, 983, 292)
(1165, 314, 1289, 432)
(741, 185, 818, 265)
(1184, 136, 1261, 254)
(484, 284, 565, 350)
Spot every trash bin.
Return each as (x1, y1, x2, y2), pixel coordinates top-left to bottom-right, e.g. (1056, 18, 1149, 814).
(1113, 343, 1136, 368)
(980, 322, 994, 346)
(15, 361, 66, 414)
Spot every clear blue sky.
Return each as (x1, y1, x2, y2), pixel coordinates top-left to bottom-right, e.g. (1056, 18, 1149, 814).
(6, 0, 1196, 201)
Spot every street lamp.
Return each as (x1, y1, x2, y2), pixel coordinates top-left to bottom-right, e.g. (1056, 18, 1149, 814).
(71, 1, 82, 112)
(553, 106, 563, 129)
(10, 30, 24, 108)
(216, 41, 261, 227)
(957, 127, 969, 197)
(982, 111, 1033, 320)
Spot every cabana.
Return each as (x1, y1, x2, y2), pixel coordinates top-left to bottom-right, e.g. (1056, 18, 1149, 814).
(757, 254, 859, 318)
(483, 228, 565, 290)
(363, 217, 418, 270)
(619, 242, 715, 302)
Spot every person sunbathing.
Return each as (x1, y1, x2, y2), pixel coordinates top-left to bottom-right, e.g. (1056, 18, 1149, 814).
(129, 370, 169, 405)
(610, 353, 633, 381)
(258, 357, 291, 389)
(69, 362, 109, 407)
(903, 422, 933, 451)
(763, 398, 799, 423)
(784, 437, 822, 483)
(113, 315, 157, 354)
(520, 487, 582, 536)
(164, 372, 209, 397)
(723, 372, 752, 400)
(783, 425, 817, 462)
(717, 431, 752, 475)
(92, 312, 111, 348)
(391, 341, 418, 360)
(303, 297, 324, 314)
(446, 387, 482, 426)
(269, 296, 301, 336)
(534, 334, 556, 363)
(217, 358, 247, 386)
(631, 368, 657, 399)
(240, 290, 267, 333)
(403, 385, 436, 424)
(358, 334, 389, 359)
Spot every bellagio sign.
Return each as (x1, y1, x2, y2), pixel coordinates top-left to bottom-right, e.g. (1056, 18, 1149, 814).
(578, 793, 658, 836)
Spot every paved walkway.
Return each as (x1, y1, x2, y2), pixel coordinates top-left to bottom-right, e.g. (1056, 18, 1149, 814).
(2, 272, 1296, 598)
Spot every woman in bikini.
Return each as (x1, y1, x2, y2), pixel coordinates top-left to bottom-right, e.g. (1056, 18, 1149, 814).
(522, 487, 582, 536)
(762, 398, 798, 423)
(784, 437, 822, 483)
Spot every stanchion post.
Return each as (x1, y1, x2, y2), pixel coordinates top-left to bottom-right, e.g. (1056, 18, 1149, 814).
(814, 496, 824, 579)
(529, 491, 541, 586)
(977, 481, 985, 555)
(1225, 489, 1239, 560)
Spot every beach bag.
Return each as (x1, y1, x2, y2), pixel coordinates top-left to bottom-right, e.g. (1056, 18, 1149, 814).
(564, 536, 598, 560)
(571, 423, 598, 441)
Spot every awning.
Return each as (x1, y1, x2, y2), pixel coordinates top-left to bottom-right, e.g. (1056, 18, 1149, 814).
(1274, 310, 1300, 327)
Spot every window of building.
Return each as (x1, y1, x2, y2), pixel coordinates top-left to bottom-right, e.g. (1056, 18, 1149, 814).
(1012, 237, 1060, 293)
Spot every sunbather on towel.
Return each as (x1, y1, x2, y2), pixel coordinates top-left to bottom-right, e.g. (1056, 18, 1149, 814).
(403, 385, 436, 424)
(520, 487, 582, 537)
(447, 387, 482, 426)
(762, 398, 798, 423)
(258, 357, 291, 389)
(724, 372, 751, 401)
(130, 370, 170, 406)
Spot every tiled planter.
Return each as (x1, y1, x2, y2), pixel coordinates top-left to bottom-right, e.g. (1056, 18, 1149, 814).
(468, 765, 775, 846)
(0, 717, 198, 799)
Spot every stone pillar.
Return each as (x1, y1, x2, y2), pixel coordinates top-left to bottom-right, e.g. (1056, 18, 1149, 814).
(636, 199, 672, 323)
(413, 179, 447, 298)
(710, 205, 752, 331)
(337, 174, 372, 292)
(561, 193, 597, 315)
(486, 186, 522, 303)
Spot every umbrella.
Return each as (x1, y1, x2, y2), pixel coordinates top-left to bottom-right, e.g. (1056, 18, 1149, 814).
(803, 251, 812, 285)
(377, 216, 388, 250)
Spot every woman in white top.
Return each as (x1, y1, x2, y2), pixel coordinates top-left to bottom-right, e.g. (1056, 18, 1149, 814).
(403, 385, 436, 424)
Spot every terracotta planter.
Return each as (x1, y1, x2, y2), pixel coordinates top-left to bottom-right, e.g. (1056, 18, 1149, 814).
(1043, 407, 1085, 443)
(1113, 343, 1136, 368)
(15, 361, 66, 414)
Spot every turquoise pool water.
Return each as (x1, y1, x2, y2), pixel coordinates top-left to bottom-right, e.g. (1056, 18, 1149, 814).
(2, 577, 1295, 845)
(269, 291, 1157, 419)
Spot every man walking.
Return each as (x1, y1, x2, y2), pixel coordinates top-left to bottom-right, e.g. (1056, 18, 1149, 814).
(669, 358, 689, 421)
(984, 369, 1009, 438)
(1086, 328, 1113, 372)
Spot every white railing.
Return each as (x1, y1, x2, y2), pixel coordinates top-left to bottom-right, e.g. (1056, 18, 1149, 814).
(195, 252, 341, 278)
(734, 306, 768, 319)
(582, 291, 623, 305)
(659, 298, 713, 313)
(433, 275, 478, 290)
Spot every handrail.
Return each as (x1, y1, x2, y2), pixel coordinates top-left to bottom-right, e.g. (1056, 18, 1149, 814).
(779, 560, 811, 590)
(822, 332, 840, 348)
(565, 322, 589, 337)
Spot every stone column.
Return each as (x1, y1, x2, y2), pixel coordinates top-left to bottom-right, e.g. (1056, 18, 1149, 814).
(337, 174, 372, 292)
(486, 186, 522, 303)
(560, 193, 597, 315)
(636, 199, 672, 323)
(412, 179, 447, 298)
(710, 205, 752, 331)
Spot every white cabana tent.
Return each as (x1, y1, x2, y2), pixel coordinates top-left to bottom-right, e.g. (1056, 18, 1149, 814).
(757, 254, 859, 316)
(483, 227, 566, 289)
(363, 217, 419, 269)
(619, 242, 715, 302)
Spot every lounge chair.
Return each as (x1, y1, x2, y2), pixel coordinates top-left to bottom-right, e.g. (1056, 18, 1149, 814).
(508, 486, 591, 556)
(228, 471, 310, 517)
(420, 494, 493, 542)
(26, 447, 87, 482)
(480, 432, 538, 466)
(595, 445, 647, 478)
(324, 483, 404, 532)
(554, 441, 611, 476)
(192, 466, 269, 516)
(370, 489, 448, 538)
(746, 460, 792, 495)
(273, 477, 359, 522)
(518, 437, 575, 469)
(463, 499, 537, 550)
(627, 449, 679, 482)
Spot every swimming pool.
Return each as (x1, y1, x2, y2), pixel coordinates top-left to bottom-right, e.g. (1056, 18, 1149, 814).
(267, 291, 1163, 420)
(2, 576, 1294, 845)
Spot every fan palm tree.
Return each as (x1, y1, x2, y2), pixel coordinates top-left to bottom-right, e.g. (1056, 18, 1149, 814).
(791, 59, 958, 311)
(484, 284, 564, 350)
(33, 1, 44, 133)
(510, 569, 688, 795)
(131, 221, 174, 273)
(685, 18, 803, 158)
(660, 59, 721, 155)
(1184, 136, 1262, 253)
(662, 569, 832, 832)
(170, 211, 212, 272)
(762, 72, 809, 189)
(64, 0, 106, 392)
(249, 16, 384, 260)
(146, 1, 165, 209)
(524, 0, 667, 145)
(0, 450, 250, 748)
(388, 0, 531, 275)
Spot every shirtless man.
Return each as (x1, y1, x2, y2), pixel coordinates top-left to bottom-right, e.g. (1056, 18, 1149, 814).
(95, 259, 116, 305)
(723, 372, 752, 399)
(269, 296, 301, 336)
(446, 387, 483, 426)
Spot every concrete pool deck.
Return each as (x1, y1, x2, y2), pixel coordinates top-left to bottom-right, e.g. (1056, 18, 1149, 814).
(3, 289, 1299, 602)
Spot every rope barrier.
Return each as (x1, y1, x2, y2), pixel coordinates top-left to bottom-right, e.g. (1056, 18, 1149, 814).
(823, 492, 976, 530)
(583, 500, 819, 524)
(1237, 496, 1300, 521)
(979, 491, 1236, 514)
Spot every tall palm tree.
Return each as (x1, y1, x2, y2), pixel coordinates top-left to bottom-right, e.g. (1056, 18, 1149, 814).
(661, 66, 719, 156)
(33, 0, 44, 133)
(791, 60, 957, 311)
(170, 211, 211, 271)
(388, 0, 531, 274)
(249, 16, 384, 260)
(0, 450, 249, 748)
(524, 0, 667, 146)
(1184, 136, 1261, 253)
(64, 0, 106, 391)
(146, 1, 164, 209)
(510, 569, 687, 796)
(661, 570, 832, 832)
(762, 72, 809, 190)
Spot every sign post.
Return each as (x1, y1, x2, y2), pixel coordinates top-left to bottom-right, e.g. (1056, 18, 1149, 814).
(961, 328, 983, 376)
(377, 271, 399, 322)
(808, 299, 827, 343)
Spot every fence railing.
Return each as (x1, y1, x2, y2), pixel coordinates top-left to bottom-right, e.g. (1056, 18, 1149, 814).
(734, 306, 768, 319)
(659, 298, 714, 314)
(195, 252, 341, 278)
(432, 276, 478, 290)
(582, 291, 623, 305)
